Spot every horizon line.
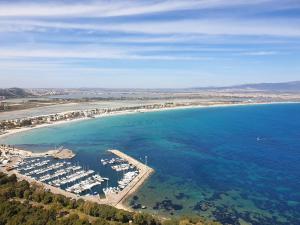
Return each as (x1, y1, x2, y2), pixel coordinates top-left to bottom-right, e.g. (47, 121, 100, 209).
(1, 80, 299, 90)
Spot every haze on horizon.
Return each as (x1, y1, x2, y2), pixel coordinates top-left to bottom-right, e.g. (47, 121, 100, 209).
(0, 0, 299, 88)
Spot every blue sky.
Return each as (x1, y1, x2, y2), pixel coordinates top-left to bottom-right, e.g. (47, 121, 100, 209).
(0, 0, 299, 88)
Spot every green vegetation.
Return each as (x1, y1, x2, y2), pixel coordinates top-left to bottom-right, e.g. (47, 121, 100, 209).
(0, 172, 219, 225)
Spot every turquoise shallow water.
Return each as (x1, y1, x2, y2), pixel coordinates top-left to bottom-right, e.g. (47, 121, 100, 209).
(1, 104, 300, 224)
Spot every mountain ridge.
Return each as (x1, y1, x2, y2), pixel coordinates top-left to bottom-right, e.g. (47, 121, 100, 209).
(192, 81, 300, 92)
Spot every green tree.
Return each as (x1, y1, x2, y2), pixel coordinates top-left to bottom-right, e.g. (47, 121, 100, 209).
(92, 218, 110, 225)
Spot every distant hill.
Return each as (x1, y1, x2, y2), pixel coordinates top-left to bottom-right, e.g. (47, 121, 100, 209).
(228, 81, 300, 92)
(0, 88, 33, 99)
(193, 81, 300, 92)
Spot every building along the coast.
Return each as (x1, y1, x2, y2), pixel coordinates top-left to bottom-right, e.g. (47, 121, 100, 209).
(0, 102, 197, 133)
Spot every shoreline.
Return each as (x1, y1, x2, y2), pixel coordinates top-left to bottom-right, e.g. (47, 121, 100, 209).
(0, 101, 298, 140)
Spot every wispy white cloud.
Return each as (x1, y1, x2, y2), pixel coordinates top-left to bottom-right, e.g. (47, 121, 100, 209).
(0, 48, 125, 59)
(1, 18, 299, 37)
(0, 47, 212, 61)
(100, 19, 300, 37)
(239, 51, 278, 56)
(0, 0, 277, 18)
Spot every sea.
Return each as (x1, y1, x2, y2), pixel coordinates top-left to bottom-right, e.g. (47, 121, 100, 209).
(1, 103, 300, 225)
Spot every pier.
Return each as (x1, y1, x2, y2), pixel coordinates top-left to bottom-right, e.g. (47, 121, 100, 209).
(106, 149, 154, 207)
(0, 145, 75, 160)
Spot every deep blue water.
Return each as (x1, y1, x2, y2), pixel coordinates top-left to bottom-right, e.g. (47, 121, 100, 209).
(1, 103, 300, 224)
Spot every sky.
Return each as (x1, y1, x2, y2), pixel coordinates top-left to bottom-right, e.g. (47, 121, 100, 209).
(0, 0, 299, 88)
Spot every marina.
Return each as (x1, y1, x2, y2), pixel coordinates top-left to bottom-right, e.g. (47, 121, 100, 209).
(0, 145, 154, 208)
